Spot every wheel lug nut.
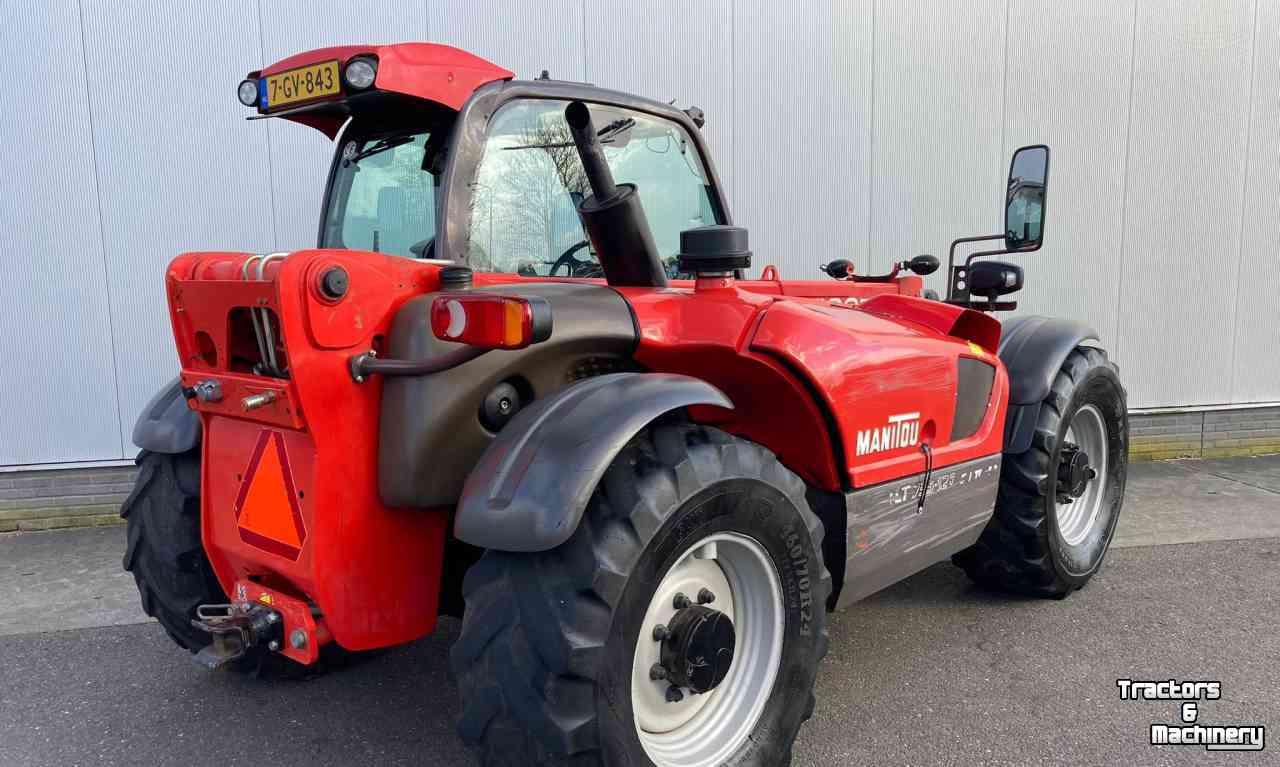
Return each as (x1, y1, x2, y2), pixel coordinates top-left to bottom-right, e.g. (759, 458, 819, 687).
(652, 624, 670, 641)
(672, 592, 691, 610)
(649, 664, 667, 681)
(665, 685, 684, 703)
(697, 588, 715, 605)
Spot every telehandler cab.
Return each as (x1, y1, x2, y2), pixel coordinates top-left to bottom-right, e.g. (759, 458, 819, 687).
(124, 42, 1128, 767)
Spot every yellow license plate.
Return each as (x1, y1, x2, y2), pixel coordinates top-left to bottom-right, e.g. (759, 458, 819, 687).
(265, 60, 340, 109)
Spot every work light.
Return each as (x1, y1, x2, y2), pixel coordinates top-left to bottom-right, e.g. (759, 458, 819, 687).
(237, 79, 259, 107)
(344, 58, 377, 90)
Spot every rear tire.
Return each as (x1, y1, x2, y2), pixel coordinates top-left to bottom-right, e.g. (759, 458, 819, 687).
(954, 347, 1127, 596)
(451, 423, 831, 766)
(121, 449, 227, 651)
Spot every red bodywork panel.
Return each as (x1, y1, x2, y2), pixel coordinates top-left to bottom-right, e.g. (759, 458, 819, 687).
(749, 296, 1008, 487)
(623, 277, 1007, 491)
(249, 43, 513, 137)
(168, 250, 451, 650)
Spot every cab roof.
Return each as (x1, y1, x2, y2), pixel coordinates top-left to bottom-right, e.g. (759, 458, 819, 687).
(247, 42, 514, 138)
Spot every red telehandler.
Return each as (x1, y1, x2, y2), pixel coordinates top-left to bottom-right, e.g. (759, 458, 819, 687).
(123, 43, 1127, 766)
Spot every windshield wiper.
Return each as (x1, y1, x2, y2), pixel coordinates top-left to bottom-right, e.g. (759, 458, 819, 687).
(504, 118, 636, 150)
(346, 135, 413, 165)
(597, 117, 635, 142)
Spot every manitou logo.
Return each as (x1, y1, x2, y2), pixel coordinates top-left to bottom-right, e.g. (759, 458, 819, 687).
(856, 412, 921, 456)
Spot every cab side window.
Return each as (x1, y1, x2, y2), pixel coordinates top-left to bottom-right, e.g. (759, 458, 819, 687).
(467, 99, 719, 277)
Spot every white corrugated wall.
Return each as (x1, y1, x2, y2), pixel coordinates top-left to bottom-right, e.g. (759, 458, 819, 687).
(3, 0, 1277, 467)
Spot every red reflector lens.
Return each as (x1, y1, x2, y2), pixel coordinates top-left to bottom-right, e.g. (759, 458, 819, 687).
(431, 295, 543, 350)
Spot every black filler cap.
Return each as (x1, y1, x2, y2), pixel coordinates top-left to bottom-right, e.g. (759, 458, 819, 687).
(676, 225, 752, 275)
(319, 266, 349, 300)
(439, 265, 473, 291)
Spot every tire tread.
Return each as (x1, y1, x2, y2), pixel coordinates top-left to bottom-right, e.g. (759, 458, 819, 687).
(953, 347, 1124, 596)
(452, 423, 830, 766)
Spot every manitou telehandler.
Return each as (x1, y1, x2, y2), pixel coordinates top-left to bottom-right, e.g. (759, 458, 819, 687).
(123, 43, 1128, 767)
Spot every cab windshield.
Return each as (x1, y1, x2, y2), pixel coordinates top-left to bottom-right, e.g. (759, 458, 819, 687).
(466, 100, 720, 277)
(321, 128, 440, 258)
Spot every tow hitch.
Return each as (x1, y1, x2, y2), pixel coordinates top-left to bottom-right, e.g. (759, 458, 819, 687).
(191, 582, 324, 669)
(191, 603, 284, 670)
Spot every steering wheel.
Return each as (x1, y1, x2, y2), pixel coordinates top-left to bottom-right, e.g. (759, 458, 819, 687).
(550, 240, 603, 278)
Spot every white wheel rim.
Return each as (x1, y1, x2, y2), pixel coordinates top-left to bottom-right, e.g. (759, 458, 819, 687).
(1055, 404, 1109, 546)
(631, 532, 785, 767)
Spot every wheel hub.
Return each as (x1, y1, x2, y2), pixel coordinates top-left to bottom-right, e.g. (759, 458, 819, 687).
(1054, 404, 1110, 547)
(631, 533, 785, 766)
(658, 603, 736, 695)
(1056, 442, 1096, 503)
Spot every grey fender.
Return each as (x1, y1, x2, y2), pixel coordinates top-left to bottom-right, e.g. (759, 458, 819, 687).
(454, 372, 733, 552)
(998, 316, 1099, 454)
(132, 377, 201, 454)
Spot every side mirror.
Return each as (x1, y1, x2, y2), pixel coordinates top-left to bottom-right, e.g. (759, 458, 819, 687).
(1005, 145, 1048, 250)
(905, 254, 939, 275)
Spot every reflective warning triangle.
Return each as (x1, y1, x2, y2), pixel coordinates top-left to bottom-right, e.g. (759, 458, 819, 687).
(234, 430, 306, 560)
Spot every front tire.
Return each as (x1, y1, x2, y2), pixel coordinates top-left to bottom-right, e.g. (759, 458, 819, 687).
(954, 347, 1128, 596)
(451, 423, 831, 766)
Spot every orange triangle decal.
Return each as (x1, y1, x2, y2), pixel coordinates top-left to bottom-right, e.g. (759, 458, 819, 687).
(235, 431, 306, 560)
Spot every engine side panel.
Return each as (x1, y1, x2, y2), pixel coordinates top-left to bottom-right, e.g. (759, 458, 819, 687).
(620, 286, 846, 491)
(378, 282, 638, 508)
(750, 299, 1009, 488)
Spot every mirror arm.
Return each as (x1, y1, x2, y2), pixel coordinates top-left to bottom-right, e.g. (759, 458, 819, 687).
(964, 243, 1039, 266)
(946, 239, 1041, 302)
(945, 234, 1004, 299)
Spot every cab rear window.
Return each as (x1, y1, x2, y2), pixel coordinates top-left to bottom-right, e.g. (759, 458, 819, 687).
(321, 130, 438, 259)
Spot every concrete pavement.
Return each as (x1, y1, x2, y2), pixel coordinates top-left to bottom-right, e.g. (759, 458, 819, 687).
(0, 454, 1276, 766)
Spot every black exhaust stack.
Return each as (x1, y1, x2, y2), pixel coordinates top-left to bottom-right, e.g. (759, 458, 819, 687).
(564, 101, 668, 287)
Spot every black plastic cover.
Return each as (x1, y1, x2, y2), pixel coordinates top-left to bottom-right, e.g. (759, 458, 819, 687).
(997, 315, 1098, 405)
(998, 315, 1099, 453)
(378, 282, 638, 508)
(951, 357, 996, 441)
(453, 373, 732, 552)
(132, 377, 201, 454)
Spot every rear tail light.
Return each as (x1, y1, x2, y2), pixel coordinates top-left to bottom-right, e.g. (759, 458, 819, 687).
(431, 294, 552, 350)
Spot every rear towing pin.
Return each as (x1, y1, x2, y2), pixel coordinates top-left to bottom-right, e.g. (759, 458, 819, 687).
(190, 603, 285, 670)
